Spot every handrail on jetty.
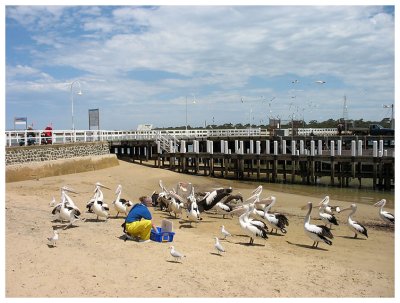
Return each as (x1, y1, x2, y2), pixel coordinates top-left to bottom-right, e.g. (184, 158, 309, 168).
(5, 127, 343, 147)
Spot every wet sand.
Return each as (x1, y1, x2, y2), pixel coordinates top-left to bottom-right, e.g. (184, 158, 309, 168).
(5, 160, 395, 297)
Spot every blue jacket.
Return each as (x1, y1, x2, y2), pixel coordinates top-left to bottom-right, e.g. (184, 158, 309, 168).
(125, 203, 152, 223)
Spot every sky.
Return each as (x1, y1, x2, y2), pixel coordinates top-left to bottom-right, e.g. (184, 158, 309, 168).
(4, 1, 396, 130)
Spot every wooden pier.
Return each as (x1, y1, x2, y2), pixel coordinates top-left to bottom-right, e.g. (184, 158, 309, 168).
(110, 135, 394, 191)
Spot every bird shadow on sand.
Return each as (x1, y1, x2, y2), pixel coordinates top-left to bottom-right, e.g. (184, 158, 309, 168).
(166, 260, 183, 264)
(235, 241, 265, 247)
(267, 233, 285, 237)
(337, 235, 367, 240)
(210, 252, 224, 256)
(285, 241, 329, 251)
(178, 223, 196, 229)
(82, 218, 108, 223)
(47, 244, 57, 248)
(51, 224, 79, 230)
(207, 215, 233, 220)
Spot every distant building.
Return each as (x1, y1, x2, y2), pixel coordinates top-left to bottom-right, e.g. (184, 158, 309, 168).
(137, 124, 153, 131)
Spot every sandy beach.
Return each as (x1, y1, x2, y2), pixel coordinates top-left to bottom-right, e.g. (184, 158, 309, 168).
(5, 159, 395, 298)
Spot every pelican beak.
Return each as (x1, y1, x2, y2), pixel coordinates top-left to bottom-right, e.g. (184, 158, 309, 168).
(98, 184, 111, 190)
(373, 199, 384, 207)
(63, 187, 79, 194)
(338, 207, 350, 213)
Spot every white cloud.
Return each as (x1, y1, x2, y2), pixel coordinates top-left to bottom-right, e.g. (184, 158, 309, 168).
(6, 5, 395, 128)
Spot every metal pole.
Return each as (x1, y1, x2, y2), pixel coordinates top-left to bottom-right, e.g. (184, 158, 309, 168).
(70, 80, 82, 130)
(185, 95, 188, 132)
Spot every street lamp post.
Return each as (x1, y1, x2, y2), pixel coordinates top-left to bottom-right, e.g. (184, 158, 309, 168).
(185, 95, 196, 132)
(70, 80, 83, 130)
(383, 104, 394, 128)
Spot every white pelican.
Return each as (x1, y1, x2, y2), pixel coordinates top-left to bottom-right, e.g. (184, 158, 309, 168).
(263, 196, 289, 234)
(92, 186, 110, 221)
(318, 196, 341, 214)
(185, 190, 202, 225)
(214, 237, 225, 255)
(47, 230, 59, 247)
(373, 199, 394, 225)
(169, 197, 185, 218)
(51, 187, 84, 229)
(196, 187, 233, 212)
(221, 225, 232, 239)
(169, 245, 185, 262)
(318, 205, 338, 229)
(112, 184, 133, 218)
(238, 204, 268, 245)
(339, 204, 368, 239)
(303, 202, 333, 248)
(86, 182, 110, 212)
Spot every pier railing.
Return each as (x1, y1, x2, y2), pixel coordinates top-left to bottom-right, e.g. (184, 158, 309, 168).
(6, 128, 267, 147)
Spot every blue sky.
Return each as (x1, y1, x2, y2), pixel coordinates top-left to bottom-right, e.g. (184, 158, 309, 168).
(4, 2, 396, 130)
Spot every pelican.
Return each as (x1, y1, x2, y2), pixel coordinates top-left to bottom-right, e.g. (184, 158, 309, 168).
(339, 204, 368, 239)
(51, 187, 84, 229)
(86, 182, 110, 213)
(373, 199, 394, 225)
(112, 184, 133, 218)
(92, 186, 110, 221)
(221, 225, 232, 239)
(196, 187, 233, 212)
(318, 205, 338, 229)
(169, 197, 185, 218)
(315, 80, 326, 84)
(213, 194, 242, 218)
(169, 245, 185, 262)
(47, 230, 59, 247)
(186, 190, 202, 225)
(318, 196, 341, 214)
(238, 204, 268, 245)
(303, 202, 333, 248)
(214, 237, 225, 255)
(263, 196, 289, 234)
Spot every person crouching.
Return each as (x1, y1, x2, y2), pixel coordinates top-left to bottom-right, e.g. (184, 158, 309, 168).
(123, 196, 157, 242)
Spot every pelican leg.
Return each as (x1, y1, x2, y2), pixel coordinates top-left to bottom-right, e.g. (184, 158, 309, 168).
(354, 233, 357, 239)
(115, 212, 119, 218)
(315, 242, 319, 248)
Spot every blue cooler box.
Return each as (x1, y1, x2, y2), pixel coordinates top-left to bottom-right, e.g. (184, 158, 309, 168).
(150, 227, 175, 243)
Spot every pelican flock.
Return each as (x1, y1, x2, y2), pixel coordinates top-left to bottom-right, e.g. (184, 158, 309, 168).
(47, 179, 391, 259)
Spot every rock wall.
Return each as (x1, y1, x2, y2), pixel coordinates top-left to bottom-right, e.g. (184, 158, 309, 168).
(5, 142, 111, 166)
(5, 142, 120, 182)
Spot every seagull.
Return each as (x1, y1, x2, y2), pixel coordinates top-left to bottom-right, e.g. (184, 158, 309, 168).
(47, 230, 59, 247)
(315, 80, 326, 84)
(214, 237, 225, 255)
(221, 225, 232, 239)
(169, 245, 185, 262)
(373, 199, 394, 225)
(303, 202, 333, 248)
(339, 204, 368, 239)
